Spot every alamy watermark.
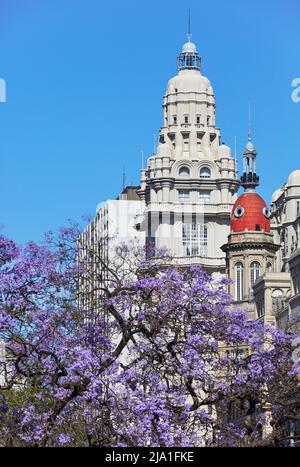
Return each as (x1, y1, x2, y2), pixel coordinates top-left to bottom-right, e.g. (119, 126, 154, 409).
(291, 78, 300, 103)
(0, 78, 6, 103)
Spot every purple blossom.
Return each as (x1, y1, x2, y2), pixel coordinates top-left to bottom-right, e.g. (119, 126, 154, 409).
(0, 226, 299, 447)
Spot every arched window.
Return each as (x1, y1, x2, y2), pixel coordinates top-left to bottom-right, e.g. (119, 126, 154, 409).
(250, 261, 261, 298)
(179, 166, 190, 177)
(235, 262, 244, 302)
(200, 167, 211, 178)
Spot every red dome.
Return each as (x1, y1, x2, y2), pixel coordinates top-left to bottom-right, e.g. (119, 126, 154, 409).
(231, 192, 271, 233)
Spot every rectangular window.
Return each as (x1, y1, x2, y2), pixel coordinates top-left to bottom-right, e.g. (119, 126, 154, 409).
(235, 263, 244, 302)
(184, 115, 189, 124)
(178, 190, 190, 203)
(199, 191, 210, 204)
(182, 224, 208, 257)
(173, 115, 177, 125)
(196, 115, 201, 124)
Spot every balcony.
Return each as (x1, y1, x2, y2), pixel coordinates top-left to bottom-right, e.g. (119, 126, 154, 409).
(174, 255, 226, 269)
(146, 203, 232, 215)
(181, 123, 191, 130)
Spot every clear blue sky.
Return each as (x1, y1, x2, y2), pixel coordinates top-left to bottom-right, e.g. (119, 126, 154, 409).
(0, 0, 299, 244)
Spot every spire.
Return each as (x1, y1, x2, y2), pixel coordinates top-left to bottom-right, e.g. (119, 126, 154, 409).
(240, 102, 259, 191)
(177, 11, 201, 71)
(248, 100, 252, 142)
(186, 8, 192, 42)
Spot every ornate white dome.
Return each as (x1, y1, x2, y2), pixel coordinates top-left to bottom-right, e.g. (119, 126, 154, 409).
(166, 70, 211, 94)
(217, 144, 231, 158)
(181, 41, 197, 53)
(287, 169, 300, 186)
(246, 141, 255, 152)
(271, 188, 283, 203)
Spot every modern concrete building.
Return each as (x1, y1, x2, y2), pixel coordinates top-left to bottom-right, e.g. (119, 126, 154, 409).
(79, 186, 145, 312)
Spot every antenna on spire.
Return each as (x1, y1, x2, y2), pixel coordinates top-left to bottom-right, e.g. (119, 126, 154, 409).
(248, 100, 252, 142)
(186, 8, 192, 42)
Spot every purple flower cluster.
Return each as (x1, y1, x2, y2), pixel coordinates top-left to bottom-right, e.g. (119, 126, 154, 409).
(0, 230, 299, 447)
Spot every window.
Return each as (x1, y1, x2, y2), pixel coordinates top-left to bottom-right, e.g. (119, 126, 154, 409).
(182, 224, 208, 257)
(207, 116, 210, 126)
(178, 190, 190, 203)
(200, 167, 211, 178)
(250, 261, 260, 298)
(267, 262, 273, 272)
(179, 166, 190, 177)
(184, 115, 189, 124)
(272, 289, 283, 298)
(173, 115, 177, 125)
(235, 262, 244, 302)
(297, 201, 300, 216)
(234, 205, 245, 218)
(196, 115, 201, 124)
(199, 191, 210, 204)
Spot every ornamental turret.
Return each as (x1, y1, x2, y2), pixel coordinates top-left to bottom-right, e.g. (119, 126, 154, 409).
(240, 107, 259, 190)
(177, 35, 201, 71)
(137, 31, 239, 273)
(222, 118, 279, 314)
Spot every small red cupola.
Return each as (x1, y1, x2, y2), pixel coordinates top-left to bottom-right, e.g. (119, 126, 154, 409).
(232, 117, 271, 233)
(231, 192, 271, 233)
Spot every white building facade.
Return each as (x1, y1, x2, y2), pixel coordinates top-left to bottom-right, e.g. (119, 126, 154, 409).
(137, 37, 239, 273)
(80, 35, 300, 322)
(252, 171, 300, 326)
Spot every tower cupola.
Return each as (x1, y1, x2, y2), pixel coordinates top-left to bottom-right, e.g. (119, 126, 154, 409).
(177, 35, 201, 71)
(240, 105, 259, 190)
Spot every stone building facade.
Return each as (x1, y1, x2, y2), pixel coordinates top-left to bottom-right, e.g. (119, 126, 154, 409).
(251, 172, 300, 327)
(136, 37, 239, 273)
(81, 34, 300, 327)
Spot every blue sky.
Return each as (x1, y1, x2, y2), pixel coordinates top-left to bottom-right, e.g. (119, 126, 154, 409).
(0, 0, 299, 244)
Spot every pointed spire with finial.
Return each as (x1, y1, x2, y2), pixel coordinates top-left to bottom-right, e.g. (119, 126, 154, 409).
(186, 8, 192, 42)
(248, 100, 252, 142)
(240, 101, 259, 191)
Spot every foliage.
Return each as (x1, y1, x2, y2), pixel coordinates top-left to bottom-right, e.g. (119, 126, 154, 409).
(0, 228, 299, 447)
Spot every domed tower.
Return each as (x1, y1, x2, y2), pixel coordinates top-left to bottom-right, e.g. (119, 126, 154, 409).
(222, 132, 280, 315)
(138, 33, 239, 273)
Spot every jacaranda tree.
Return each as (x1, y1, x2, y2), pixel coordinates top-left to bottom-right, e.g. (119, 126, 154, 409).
(0, 226, 299, 447)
